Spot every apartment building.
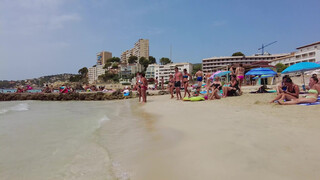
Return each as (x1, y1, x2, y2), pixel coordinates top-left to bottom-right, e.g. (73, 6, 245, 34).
(88, 65, 106, 84)
(295, 41, 320, 64)
(270, 41, 320, 66)
(147, 63, 193, 82)
(96, 51, 112, 65)
(121, 39, 149, 63)
(202, 54, 288, 73)
(120, 63, 143, 79)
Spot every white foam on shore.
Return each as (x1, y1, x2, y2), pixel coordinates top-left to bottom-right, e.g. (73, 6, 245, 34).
(98, 115, 110, 128)
(0, 103, 29, 114)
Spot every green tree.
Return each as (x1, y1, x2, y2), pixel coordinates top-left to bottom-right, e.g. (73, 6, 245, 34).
(159, 57, 172, 65)
(192, 64, 202, 75)
(232, 52, 245, 56)
(139, 57, 150, 69)
(107, 57, 121, 63)
(98, 72, 119, 83)
(111, 63, 119, 69)
(69, 75, 82, 82)
(103, 62, 112, 69)
(128, 56, 138, 64)
(78, 67, 88, 77)
(275, 63, 288, 73)
(148, 56, 156, 64)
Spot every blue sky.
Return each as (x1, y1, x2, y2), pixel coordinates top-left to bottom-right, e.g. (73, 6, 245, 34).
(1, 0, 320, 80)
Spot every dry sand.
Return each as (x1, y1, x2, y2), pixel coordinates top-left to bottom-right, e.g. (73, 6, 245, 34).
(128, 92, 320, 180)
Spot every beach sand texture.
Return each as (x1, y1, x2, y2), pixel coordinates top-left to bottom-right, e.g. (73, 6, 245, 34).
(125, 93, 320, 180)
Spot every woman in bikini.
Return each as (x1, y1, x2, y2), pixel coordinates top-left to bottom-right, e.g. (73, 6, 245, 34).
(182, 69, 192, 98)
(270, 77, 299, 103)
(278, 77, 320, 105)
(168, 74, 175, 99)
(140, 73, 148, 103)
(222, 75, 240, 97)
(209, 76, 222, 100)
(235, 63, 245, 89)
(135, 72, 142, 102)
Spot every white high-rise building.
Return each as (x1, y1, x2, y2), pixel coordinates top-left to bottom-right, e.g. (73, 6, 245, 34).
(88, 65, 106, 84)
(148, 63, 193, 82)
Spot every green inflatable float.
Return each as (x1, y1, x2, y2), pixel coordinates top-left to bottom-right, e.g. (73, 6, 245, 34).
(183, 96, 205, 101)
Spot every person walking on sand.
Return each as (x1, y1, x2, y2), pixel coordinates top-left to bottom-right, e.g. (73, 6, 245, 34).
(182, 69, 192, 98)
(174, 67, 183, 100)
(140, 73, 148, 103)
(195, 69, 203, 88)
(235, 63, 245, 88)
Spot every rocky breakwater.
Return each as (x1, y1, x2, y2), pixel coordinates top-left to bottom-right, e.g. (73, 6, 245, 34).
(0, 90, 169, 101)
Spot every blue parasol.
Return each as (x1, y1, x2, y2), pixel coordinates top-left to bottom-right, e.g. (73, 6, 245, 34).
(252, 74, 275, 80)
(215, 71, 231, 77)
(281, 62, 320, 87)
(245, 68, 277, 76)
(281, 62, 320, 74)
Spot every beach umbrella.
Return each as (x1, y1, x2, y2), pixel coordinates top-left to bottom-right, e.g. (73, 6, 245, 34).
(252, 74, 275, 80)
(210, 71, 222, 79)
(281, 62, 320, 74)
(215, 71, 231, 77)
(245, 68, 277, 76)
(281, 62, 320, 87)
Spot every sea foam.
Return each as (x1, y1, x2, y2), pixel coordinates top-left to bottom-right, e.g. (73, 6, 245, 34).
(0, 103, 29, 114)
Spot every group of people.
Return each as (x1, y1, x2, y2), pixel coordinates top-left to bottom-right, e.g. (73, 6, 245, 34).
(135, 72, 148, 103)
(270, 74, 320, 105)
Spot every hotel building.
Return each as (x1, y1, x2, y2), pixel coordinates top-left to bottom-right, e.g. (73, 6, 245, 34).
(121, 39, 149, 64)
(270, 41, 320, 66)
(96, 51, 112, 65)
(146, 63, 193, 82)
(88, 65, 106, 84)
(202, 54, 289, 73)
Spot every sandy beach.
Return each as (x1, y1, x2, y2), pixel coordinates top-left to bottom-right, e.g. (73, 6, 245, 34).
(122, 93, 320, 180)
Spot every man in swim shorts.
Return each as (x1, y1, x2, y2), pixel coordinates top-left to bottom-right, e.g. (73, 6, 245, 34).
(195, 69, 203, 87)
(174, 67, 183, 100)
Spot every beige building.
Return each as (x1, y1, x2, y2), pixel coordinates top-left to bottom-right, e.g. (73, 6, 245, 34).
(270, 41, 320, 66)
(121, 39, 149, 63)
(202, 53, 289, 73)
(97, 51, 112, 65)
(88, 65, 106, 84)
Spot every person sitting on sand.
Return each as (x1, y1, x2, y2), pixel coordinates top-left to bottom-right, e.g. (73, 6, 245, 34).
(222, 75, 240, 97)
(42, 85, 52, 93)
(182, 69, 192, 98)
(270, 78, 299, 103)
(168, 74, 174, 99)
(193, 86, 201, 96)
(16, 86, 24, 93)
(278, 77, 320, 105)
(208, 76, 222, 100)
(276, 75, 289, 94)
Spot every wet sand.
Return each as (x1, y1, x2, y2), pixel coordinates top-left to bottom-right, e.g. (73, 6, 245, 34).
(130, 93, 320, 180)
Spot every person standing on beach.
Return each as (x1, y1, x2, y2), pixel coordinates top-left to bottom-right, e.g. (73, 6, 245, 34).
(161, 77, 165, 90)
(182, 69, 192, 98)
(155, 77, 158, 90)
(174, 67, 183, 100)
(195, 69, 203, 88)
(136, 72, 142, 102)
(140, 73, 148, 103)
(168, 74, 174, 98)
(235, 63, 245, 88)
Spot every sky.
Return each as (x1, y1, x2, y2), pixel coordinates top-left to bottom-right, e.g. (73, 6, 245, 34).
(1, 0, 320, 80)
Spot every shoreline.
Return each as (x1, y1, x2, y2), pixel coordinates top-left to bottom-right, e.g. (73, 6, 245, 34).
(0, 90, 169, 101)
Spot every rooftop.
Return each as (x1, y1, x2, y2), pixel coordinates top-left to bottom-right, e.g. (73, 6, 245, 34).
(296, 41, 320, 49)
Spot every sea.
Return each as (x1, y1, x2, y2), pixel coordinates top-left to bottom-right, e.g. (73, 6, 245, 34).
(0, 100, 154, 180)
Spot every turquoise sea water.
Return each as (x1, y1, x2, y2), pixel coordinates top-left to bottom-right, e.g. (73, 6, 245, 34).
(0, 100, 152, 180)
